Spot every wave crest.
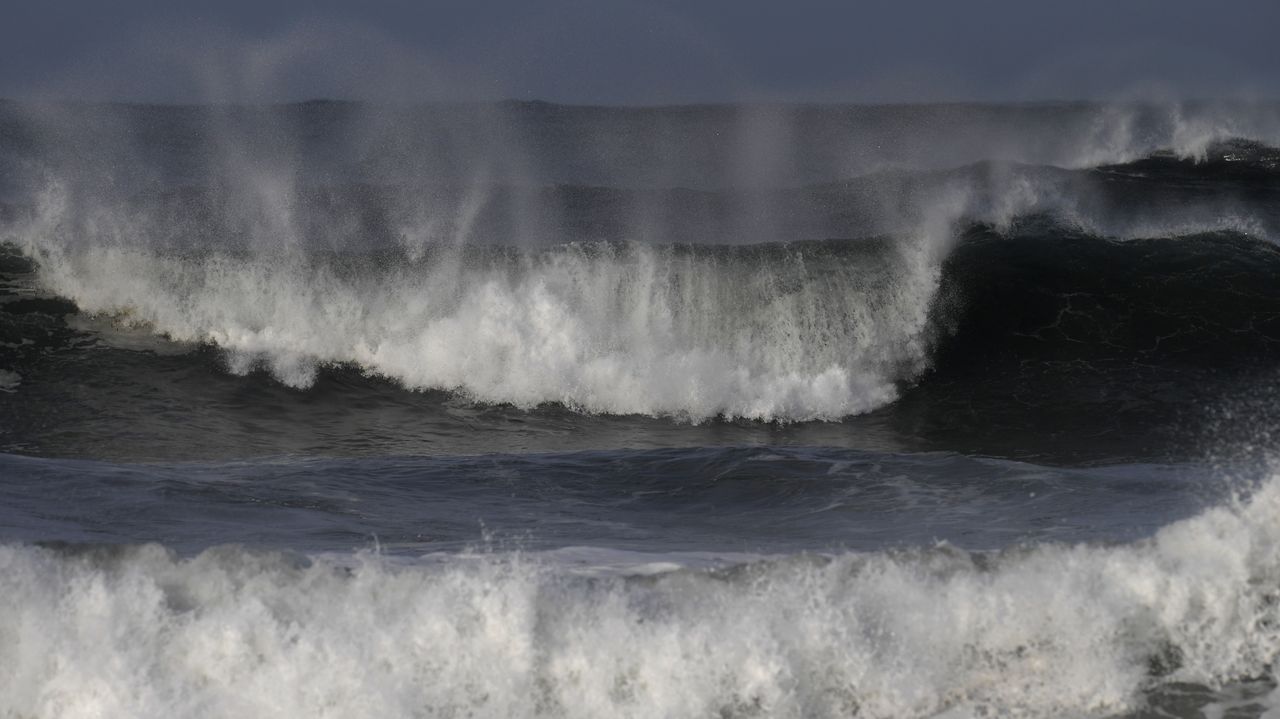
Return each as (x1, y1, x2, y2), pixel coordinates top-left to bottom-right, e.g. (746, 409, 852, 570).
(26, 239, 939, 421)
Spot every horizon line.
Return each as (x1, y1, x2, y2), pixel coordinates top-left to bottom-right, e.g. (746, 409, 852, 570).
(3, 96, 1279, 111)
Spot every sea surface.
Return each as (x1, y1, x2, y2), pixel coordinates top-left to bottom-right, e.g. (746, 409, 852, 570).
(3, 100, 1280, 717)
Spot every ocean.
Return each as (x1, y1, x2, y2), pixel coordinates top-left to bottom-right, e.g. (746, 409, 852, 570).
(2, 99, 1280, 717)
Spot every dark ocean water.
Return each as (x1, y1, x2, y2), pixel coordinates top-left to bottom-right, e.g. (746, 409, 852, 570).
(4, 100, 1280, 717)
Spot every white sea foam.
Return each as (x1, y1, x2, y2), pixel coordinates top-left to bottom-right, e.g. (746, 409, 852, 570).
(3, 471, 1280, 718)
(0, 369, 20, 392)
(22, 237, 939, 421)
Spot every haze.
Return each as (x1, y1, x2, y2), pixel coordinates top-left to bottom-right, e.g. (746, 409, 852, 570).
(4, 0, 1279, 104)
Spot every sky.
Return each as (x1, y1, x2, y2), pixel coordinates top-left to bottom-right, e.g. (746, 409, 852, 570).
(4, 0, 1280, 104)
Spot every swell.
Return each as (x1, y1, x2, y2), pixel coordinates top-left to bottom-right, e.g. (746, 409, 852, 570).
(3, 467, 1280, 718)
(0, 448, 1205, 553)
(934, 223, 1280, 370)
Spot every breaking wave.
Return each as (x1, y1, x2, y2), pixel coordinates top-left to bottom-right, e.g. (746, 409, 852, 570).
(4, 468, 1280, 718)
(18, 238, 940, 420)
(4, 100, 1280, 422)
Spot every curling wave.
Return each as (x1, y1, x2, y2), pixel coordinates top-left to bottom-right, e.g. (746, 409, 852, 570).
(4, 124, 1280, 422)
(18, 238, 939, 421)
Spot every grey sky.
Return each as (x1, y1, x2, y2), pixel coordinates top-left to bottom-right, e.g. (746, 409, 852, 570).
(5, 0, 1279, 103)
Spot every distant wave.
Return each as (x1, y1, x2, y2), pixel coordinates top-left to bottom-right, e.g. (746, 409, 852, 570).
(1094, 137, 1280, 177)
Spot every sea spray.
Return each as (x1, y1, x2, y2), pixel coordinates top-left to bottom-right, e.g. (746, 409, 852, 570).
(20, 237, 939, 419)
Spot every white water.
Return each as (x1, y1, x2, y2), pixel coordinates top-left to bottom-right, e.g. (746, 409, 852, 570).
(4, 471, 1280, 718)
(22, 238, 937, 421)
(0, 368, 20, 392)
